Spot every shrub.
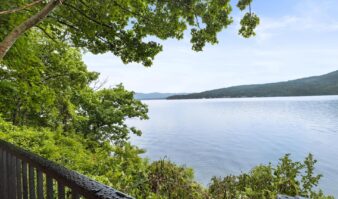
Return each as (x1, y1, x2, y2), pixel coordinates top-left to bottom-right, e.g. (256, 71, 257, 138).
(209, 154, 334, 199)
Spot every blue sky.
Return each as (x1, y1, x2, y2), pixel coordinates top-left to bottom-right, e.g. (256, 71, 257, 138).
(83, 0, 338, 93)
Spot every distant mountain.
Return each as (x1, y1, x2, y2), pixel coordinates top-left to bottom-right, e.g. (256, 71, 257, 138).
(168, 70, 338, 99)
(134, 92, 186, 100)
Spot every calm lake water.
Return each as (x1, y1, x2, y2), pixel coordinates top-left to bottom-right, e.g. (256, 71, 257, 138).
(129, 96, 338, 196)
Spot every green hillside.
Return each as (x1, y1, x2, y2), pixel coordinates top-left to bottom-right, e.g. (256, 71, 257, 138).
(168, 70, 338, 99)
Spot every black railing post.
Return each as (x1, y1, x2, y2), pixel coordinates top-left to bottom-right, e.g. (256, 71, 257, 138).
(0, 147, 4, 197)
(0, 147, 3, 197)
(3, 150, 8, 199)
(58, 182, 65, 199)
(46, 176, 54, 199)
(17, 158, 22, 199)
(22, 161, 28, 199)
(29, 164, 36, 199)
(9, 154, 17, 199)
(36, 170, 43, 199)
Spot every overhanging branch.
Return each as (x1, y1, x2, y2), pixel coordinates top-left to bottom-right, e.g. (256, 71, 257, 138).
(0, 0, 43, 15)
(0, 0, 63, 60)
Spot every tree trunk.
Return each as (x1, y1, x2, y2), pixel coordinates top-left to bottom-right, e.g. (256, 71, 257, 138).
(0, 0, 63, 60)
(12, 98, 22, 126)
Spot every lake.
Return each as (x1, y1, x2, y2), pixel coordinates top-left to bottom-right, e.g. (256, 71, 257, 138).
(129, 96, 338, 196)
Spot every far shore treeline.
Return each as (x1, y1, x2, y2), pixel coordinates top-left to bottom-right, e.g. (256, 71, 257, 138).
(168, 70, 338, 99)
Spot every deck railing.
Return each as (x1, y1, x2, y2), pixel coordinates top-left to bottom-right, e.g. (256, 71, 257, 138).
(0, 139, 134, 199)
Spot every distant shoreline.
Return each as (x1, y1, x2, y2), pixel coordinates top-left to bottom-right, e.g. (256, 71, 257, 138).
(168, 70, 338, 100)
(138, 94, 338, 101)
(166, 94, 338, 100)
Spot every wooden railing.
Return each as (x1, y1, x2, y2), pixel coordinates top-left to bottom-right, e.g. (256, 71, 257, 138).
(0, 139, 133, 199)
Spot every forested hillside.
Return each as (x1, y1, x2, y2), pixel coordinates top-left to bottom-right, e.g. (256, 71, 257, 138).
(169, 70, 338, 99)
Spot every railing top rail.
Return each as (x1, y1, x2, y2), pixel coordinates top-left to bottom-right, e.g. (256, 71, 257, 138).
(0, 139, 134, 199)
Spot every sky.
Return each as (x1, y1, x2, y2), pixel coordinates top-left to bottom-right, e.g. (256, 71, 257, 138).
(83, 0, 338, 93)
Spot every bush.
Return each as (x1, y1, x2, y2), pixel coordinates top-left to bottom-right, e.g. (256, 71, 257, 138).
(209, 154, 334, 199)
(147, 159, 208, 199)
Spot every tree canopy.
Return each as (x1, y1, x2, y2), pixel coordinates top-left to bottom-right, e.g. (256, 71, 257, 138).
(0, 0, 259, 63)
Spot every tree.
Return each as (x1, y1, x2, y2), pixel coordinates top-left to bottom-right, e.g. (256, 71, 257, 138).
(0, 28, 148, 143)
(75, 85, 148, 144)
(0, 0, 259, 63)
(0, 30, 97, 127)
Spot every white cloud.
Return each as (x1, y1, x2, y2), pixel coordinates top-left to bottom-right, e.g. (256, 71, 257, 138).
(255, 1, 338, 42)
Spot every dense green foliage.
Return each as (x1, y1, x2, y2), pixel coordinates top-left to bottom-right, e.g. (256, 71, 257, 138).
(148, 160, 208, 198)
(209, 154, 333, 199)
(168, 70, 338, 99)
(0, 29, 148, 144)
